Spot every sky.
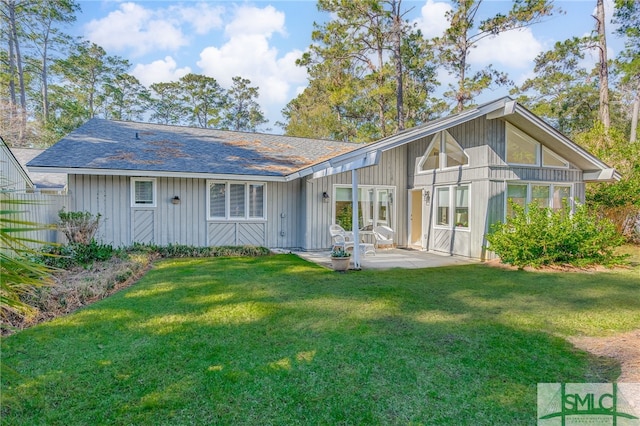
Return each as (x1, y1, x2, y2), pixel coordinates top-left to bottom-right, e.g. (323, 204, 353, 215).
(69, 0, 624, 131)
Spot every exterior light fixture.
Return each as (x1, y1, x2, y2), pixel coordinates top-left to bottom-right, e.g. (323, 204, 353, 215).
(171, 196, 181, 205)
(322, 192, 330, 203)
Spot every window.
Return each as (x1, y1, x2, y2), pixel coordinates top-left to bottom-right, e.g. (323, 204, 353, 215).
(542, 146, 569, 168)
(506, 123, 569, 168)
(334, 185, 395, 232)
(207, 181, 266, 220)
(435, 185, 469, 228)
(455, 186, 469, 227)
(131, 178, 156, 207)
(419, 131, 468, 171)
(506, 183, 573, 217)
(436, 188, 450, 226)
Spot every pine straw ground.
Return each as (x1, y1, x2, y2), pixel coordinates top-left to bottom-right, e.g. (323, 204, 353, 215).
(3, 252, 639, 386)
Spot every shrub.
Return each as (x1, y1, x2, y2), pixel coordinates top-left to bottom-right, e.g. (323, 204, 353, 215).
(37, 240, 116, 269)
(57, 209, 101, 244)
(485, 202, 627, 269)
(126, 243, 271, 258)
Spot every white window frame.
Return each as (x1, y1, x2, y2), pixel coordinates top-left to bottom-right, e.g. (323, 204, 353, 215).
(206, 180, 267, 221)
(505, 182, 574, 219)
(434, 184, 470, 231)
(417, 130, 469, 173)
(131, 178, 157, 208)
(506, 123, 570, 168)
(332, 184, 396, 232)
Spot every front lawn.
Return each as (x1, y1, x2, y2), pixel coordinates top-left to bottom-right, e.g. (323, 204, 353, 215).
(2, 255, 639, 425)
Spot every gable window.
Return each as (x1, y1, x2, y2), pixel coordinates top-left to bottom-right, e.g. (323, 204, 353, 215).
(419, 131, 468, 172)
(506, 123, 569, 168)
(334, 185, 395, 232)
(208, 181, 266, 220)
(131, 178, 156, 207)
(506, 183, 572, 217)
(435, 185, 469, 229)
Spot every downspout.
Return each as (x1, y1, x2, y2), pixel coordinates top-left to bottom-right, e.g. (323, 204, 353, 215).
(351, 169, 360, 269)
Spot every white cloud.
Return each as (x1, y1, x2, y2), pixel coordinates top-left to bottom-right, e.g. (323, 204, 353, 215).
(470, 28, 543, 70)
(83, 2, 224, 57)
(196, 5, 307, 125)
(413, 0, 452, 39)
(131, 57, 191, 86)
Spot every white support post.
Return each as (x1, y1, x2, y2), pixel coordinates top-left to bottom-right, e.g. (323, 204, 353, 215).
(351, 169, 360, 269)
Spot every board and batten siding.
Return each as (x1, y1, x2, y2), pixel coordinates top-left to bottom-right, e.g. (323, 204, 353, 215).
(1, 193, 68, 246)
(1, 145, 31, 192)
(306, 146, 408, 250)
(69, 174, 304, 249)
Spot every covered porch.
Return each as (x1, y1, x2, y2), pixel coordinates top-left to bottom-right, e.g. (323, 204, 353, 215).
(293, 248, 478, 270)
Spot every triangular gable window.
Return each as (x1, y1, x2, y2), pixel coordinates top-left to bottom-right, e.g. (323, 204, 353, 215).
(419, 131, 468, 172)
(542, 146, 569, 168)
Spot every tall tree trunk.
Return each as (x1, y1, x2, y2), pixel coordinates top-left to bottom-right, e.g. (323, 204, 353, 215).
(41, 42, 49, 123)
(596, 0, 610, 130)
(392, 0, 404, 132)
(631, 95, 639, 143)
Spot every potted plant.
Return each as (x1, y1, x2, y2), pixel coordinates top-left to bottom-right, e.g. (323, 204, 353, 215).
(330, 247, 351, 271)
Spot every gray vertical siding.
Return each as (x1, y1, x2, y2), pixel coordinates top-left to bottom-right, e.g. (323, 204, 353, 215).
(306, 146, 409, 250)
(1, 145, 31, 192)
(69, 174, 304, 249)
(1, 193, 68, 246)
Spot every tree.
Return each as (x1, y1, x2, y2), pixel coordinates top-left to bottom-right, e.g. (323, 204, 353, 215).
(100, 73, 148, 121)
(436, 0, 555, 113)
(22, 0, 79, 125)
(222, 76, 267, 132)
(148, 81, 188, 125)
(179, 73, 227, 128)
(48, 40, 129, 137)
(511, 37, 600, 137)
(594, 0, 610, 130)
(614, 0, 640, 142)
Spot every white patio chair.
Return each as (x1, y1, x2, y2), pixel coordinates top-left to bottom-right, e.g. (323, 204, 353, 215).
(372, 225, 394, 249)
(329, 224, 355, 251)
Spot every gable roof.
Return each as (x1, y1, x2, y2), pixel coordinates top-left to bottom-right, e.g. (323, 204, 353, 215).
(27, 119, 360, 182)
(1, 137, 33, 190)
(10, 147, 67, 191)
(303, 97, 620, 182)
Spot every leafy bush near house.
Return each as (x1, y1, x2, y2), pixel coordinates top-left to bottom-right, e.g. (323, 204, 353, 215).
(126, 243, 271, 258)
(57, 209, 102, 244)
(485, 202, 627, 269)
(37, 240, 117, 269)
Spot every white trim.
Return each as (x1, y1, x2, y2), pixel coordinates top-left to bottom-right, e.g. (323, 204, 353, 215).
(28, 166, 288, 182)
(206, 180, 267, 221)
(131, 177, 157, 208)
(417, 130, 469, 174)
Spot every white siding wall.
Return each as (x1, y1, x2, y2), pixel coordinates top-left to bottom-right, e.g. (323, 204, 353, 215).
(1, 145, 31, 192)
(1, 193, 68, 246)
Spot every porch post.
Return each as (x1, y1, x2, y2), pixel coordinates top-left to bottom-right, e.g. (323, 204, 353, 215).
(351, 169, 360, 269)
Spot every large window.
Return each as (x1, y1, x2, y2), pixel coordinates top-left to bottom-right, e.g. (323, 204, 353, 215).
(208, 181, 265, 220)
(419, 131, 468, 171)
(131, 178, 156, 207)
(506, 123, 569, 168)
(435, 185, 469, 229)
(506, 183, 572, 217)
(334, 185, 395, 232)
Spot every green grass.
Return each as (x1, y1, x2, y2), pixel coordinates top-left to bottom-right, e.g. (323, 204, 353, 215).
(2, 254, 639, 425)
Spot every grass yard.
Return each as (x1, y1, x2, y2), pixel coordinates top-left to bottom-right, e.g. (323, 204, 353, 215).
(1, 254, 639, 425)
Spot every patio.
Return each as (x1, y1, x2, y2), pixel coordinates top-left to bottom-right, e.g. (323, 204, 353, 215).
(292, 248, 479, 270)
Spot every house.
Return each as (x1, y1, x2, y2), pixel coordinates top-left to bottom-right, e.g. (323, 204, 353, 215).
(1, 137, 34, 192)
(27, 97, 619, 264)
(10, 147, 67, 194)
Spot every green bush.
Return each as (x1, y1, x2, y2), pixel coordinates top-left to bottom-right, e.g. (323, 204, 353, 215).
(37, 240, 116, 269)
(127, 243, 271, 258)
(485, 202, 627, 269)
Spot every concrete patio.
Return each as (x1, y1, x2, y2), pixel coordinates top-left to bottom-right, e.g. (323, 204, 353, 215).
(292, 248, 480, 270)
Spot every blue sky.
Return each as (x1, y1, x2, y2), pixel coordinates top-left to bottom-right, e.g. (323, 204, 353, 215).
(71, 0, 623, 129)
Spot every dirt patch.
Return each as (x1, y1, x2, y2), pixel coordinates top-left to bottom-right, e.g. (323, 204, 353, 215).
(484, 258, 615, 273)
(568, 330, 640, 383)
(1, 253, 156, 336)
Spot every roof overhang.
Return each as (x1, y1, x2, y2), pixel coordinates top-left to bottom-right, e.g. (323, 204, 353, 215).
(26, 166, 290, 182)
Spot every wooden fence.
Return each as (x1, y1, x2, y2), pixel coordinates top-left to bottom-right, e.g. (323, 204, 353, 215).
(2, 192, 69, 247)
